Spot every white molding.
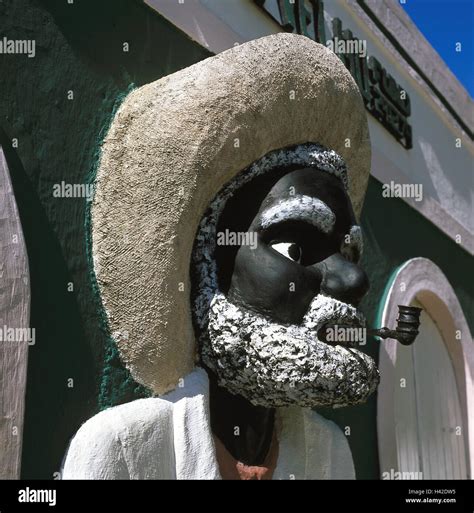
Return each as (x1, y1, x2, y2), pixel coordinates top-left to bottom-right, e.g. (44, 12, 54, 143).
(377, 257, 474, 479)
(144, 0, 280, 52)
(143, 0, 474, 255)
(370, 147, 474, 255)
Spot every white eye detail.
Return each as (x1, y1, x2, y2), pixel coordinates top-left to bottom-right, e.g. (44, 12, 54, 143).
(270, 242, 302, 263)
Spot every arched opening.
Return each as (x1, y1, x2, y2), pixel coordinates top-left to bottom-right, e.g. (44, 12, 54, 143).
(376, 258, 474, 479)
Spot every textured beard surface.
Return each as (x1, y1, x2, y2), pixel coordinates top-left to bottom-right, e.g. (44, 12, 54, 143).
(202, 293, 380, 408)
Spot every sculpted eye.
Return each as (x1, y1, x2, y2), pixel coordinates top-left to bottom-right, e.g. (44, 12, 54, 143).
(270, 242, 302, 263)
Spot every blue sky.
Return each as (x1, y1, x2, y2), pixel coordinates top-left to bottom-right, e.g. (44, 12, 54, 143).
(401, 0, 473, 98)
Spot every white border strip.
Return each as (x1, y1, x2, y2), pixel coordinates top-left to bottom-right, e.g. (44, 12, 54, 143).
(0, 145, 31, 479)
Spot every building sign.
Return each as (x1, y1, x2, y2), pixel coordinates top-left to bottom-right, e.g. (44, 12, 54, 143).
(255, 0, 413, 149)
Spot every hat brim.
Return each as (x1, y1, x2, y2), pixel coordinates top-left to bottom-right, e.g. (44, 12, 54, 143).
(92, 33, 371, 394)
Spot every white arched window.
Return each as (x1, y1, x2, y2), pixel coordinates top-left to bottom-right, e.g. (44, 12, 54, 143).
(376, 258, 474, 480)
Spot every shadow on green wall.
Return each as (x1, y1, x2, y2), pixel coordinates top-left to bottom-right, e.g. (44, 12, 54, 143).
(318, 177, 474, 479)
(3, 0, 471, 482)
(1, 0, 211, 478)
(1, 126, 95, 479)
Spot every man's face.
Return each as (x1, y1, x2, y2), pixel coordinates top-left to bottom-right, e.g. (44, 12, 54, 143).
(202, 167, 379, 408)
(227, 168, 367, 323)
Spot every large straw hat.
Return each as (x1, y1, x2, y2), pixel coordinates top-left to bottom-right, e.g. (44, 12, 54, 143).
(91, 33, 371, 395)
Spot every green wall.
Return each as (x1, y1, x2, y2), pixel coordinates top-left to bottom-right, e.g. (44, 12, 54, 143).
(0, 0, 210, 479)
(1, 0, 472, 481)
(320, 177, 474, 479)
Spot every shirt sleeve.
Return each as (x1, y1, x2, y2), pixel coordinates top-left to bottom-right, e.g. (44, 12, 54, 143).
(61, 409, 130, 480)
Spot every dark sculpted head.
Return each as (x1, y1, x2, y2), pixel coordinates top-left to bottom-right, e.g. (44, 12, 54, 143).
(192, 144, 379, 410)
(220, 167, 368, 322)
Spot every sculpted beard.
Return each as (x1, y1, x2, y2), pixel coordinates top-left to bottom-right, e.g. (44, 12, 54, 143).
(201, 292, 380, 408)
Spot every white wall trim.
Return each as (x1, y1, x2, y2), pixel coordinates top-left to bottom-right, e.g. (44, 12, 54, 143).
(0, 144, 31, 479)
(370, 147, 474, 256)
(376, 257, 474, 479)
(144, 0, 280, 52)
(143, 0, 474, 255)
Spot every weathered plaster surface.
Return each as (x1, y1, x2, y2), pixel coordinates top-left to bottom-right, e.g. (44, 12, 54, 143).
(203, 293, 379, 408)
(92, 33, 370, 395)
(260, 196, 336, 233)
(0, 0, 211, 478)
(192, 142, 354, 336)
(190, 142, 377, 408)
(0, 146, 30, 479)
(62, 367, 355, 479)
(5, 1, 472, 482)
(62, 368, 220, 480)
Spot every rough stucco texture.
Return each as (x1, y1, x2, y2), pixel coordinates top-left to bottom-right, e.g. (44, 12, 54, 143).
(92, 33, 371, 396)
(3, 0, 472, 482)
(0, 0, 211, 478)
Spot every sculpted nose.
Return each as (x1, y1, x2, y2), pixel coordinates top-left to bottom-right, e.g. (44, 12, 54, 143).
(313, 253, 369, 306)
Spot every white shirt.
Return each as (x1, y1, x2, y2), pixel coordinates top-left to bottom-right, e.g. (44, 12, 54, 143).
(62, 367, 355, 479)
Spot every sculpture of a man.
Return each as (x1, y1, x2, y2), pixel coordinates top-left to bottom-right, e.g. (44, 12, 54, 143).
(62, 33, 378, 480)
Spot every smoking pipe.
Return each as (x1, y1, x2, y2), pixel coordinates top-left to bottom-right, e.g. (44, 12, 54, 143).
(367, 305, 422, 346)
